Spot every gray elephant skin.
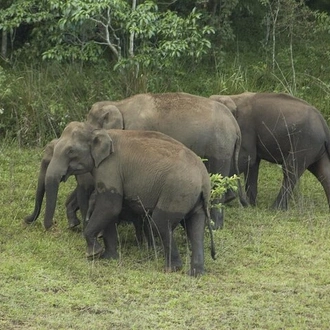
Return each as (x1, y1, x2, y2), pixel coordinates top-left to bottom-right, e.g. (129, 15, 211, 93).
(87, 92, 247, 229)
(210, 92, 330, 209)
(24, 138, 94, 229)
(24, 140, 152, 245)
(43, 121, 215, 276)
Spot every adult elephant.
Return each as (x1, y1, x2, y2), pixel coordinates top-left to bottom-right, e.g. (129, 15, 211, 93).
(210, 92, 330, 209)
(24, 140, 151, 245)
(43, 122, 215, 276)
(24, 139, 93, 229)
(87, 92, 246, 229)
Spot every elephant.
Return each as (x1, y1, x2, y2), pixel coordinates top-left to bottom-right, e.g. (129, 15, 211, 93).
(43, 121, 216, 276)
(210, 92, 330, 209)
(24, 140, 151, 245)
(86, 92, 248, 229)
(24, 138, 94, 228)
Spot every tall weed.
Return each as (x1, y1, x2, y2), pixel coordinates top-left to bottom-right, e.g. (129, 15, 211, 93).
(0, 63, 117, 146)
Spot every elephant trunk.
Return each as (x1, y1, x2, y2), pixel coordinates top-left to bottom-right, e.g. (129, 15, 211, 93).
(44, 161, 65, 230)
(24, 159, 49, 224)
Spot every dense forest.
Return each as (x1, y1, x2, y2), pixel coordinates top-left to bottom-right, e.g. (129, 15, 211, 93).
(1, 0, 330, 145)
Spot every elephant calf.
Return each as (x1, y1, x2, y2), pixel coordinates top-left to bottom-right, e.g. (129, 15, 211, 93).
(42, 122, 215, 276)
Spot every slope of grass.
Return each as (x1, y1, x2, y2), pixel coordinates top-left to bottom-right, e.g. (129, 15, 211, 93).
(1, 144, 330, 329)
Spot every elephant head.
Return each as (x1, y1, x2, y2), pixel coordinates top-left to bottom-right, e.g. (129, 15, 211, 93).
(43, 122, 113, 230)
(87, 102, 124, 130)
(209, 95, 238, 116)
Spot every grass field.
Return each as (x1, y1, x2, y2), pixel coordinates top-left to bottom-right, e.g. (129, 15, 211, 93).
(1, 144, 330, 329)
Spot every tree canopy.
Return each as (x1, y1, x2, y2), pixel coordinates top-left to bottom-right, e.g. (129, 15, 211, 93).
(1, 0, 329, 72)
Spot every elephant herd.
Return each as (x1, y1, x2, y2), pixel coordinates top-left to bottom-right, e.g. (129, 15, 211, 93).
(24, 92, 330, 276)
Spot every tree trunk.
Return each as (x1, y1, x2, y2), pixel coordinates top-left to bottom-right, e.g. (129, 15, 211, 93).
(1, 30, 7, 58)
(129, 0, 137, 58)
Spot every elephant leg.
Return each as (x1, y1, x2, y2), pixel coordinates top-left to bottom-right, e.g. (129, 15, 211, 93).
(133, 219, 143, 245)
(119, 207, 152, 246)
(205, 157, 232, 229)
(210, 204, 224, 230)
(151, 209, 182, 272)
(75, 173, 95, 227)
(132, 214, 153, 247)
(77, 186, 94, 229)
(84, 214, 119, 260)
(185, 209, 205, 276)
(142, 214, 154, 247)
(272, 156, 304, 210)
(85, 190, 97, 223)
(65, 188, 81, 229)
(244, 158, 261, 206)
(132, 216, 144, 246)
(223, 189, 236, 203)
(308, 154, 330, 207)
(84, 193, 121, 260)
(101, 221, 119, 259)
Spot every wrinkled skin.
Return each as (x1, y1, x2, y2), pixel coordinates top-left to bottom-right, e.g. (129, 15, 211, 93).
(210, 92, 330, 209)
(87, 92, 247, 229)
(43, 122, 215, 276)
(24, 141, 150, 245)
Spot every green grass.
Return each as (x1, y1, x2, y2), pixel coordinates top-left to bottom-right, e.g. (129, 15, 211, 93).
(1, 144, 330, 329)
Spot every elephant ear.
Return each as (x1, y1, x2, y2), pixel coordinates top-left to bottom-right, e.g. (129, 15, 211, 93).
(91, 130, 114, 168)
(44, 139, 58, 162)
(100, 105, 124, 129)
(210, 95, 238, 116)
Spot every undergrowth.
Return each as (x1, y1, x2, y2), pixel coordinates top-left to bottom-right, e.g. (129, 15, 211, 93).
(1, 50, 330, 146)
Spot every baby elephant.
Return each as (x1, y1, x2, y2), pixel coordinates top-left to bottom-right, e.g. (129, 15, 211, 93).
(43, 122, 215, 276)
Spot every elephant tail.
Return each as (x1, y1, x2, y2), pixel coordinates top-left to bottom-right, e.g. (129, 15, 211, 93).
(323, 116, 330, 158)
(234, 133, 249, 207)
(207, 217, 216, 260)
(316, 108, 330, 158)
(203, 194, 216, 260)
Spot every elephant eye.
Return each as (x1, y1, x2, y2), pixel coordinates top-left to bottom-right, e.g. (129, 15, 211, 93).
(67, 148, 75, 156)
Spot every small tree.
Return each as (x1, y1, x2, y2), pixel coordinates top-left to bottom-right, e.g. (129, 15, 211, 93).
(210, 173, 240, 210)
(260, 0, 315, 93)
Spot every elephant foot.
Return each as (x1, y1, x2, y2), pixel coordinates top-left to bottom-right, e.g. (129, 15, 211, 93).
(188, 267, 204, 277)
(164, 265, 182, 273)
(211, 222, 223, 230)
(86, 241, 104, 259)
(164, 259, 182, 273)
(100, 250, 119, 260)
(68, 218, 81, 230)
(24, 214, 36, 224)
(240, 196, 250, 207)
(271, 199, 288, 210)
